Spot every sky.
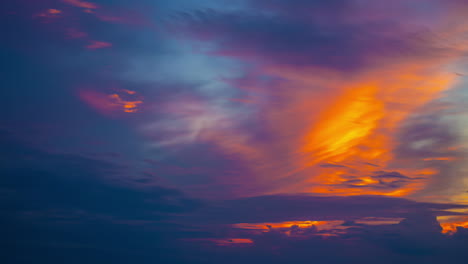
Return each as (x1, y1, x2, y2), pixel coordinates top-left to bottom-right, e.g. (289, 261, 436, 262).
(2, 0, 468, 263)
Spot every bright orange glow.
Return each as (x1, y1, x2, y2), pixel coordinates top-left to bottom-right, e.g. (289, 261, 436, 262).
(301, 84, 384, 164)
(438, 215, 468, 234)
(232, 220, 348, 239)
(423, 157, 458, 161)
(441, 220, 468, 234)
(415, 168, 439, 175)
(108, 94, 142, 113)
(291, 64, 456, 196)
(233, 220, 339, 231)
(199, 63, 458, 198)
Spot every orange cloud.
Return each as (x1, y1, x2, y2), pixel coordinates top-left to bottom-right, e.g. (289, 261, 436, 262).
(108, 94, 141, 113)
(422, 157, 458, 161)
(439, 216, 468, 234)
(138, 2, 468, 201)
(232, 220, 347, 239)
(79, 89, 143, 115)
(291, 64, 456, 196)
(233, 221, 337, 231)
(199, 60, 457, 198)
(190, 47, 463, 199)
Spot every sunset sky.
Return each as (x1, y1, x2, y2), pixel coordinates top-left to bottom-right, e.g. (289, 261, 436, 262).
(2, 0, 468, 263)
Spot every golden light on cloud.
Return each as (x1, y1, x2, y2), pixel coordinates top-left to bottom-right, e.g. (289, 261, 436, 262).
(232, 220, 348, 239)
(440, 216, 468, 234)
(190, 60, 459, 198)
(48, 0, 466, 204)
(233, 221, 331, 230)
(301, 84, 384, 165)
(207, 63, 454, 198)
(287, 63, 457, 197)
(108, 94, 142, 113)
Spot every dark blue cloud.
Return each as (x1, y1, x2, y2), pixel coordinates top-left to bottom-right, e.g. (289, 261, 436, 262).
(186, 194, 467, 225)
(174, 0, 444, 72)
(0, 132, 204, 263)
(2, 132, 468, 263)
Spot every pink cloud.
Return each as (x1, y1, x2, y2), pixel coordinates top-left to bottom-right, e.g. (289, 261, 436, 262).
(86, 40, 112, 50)
(62, 0, 98, 10)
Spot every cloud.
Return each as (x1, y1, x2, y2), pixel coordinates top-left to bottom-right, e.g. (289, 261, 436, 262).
(393, 102, 467, 200)
(85, 40, 112, 49)
(186, 194, 467, 225)
(0, 131, 200, 220)
(4, 1, 468, 262)
(176, 0, 449, 71)
(62, 0, 98, 9)
(2, 127, 468, 264)
(181, 213, 468, 264)
(153, 0, 468, 199)
(79, 88, 143, 115)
